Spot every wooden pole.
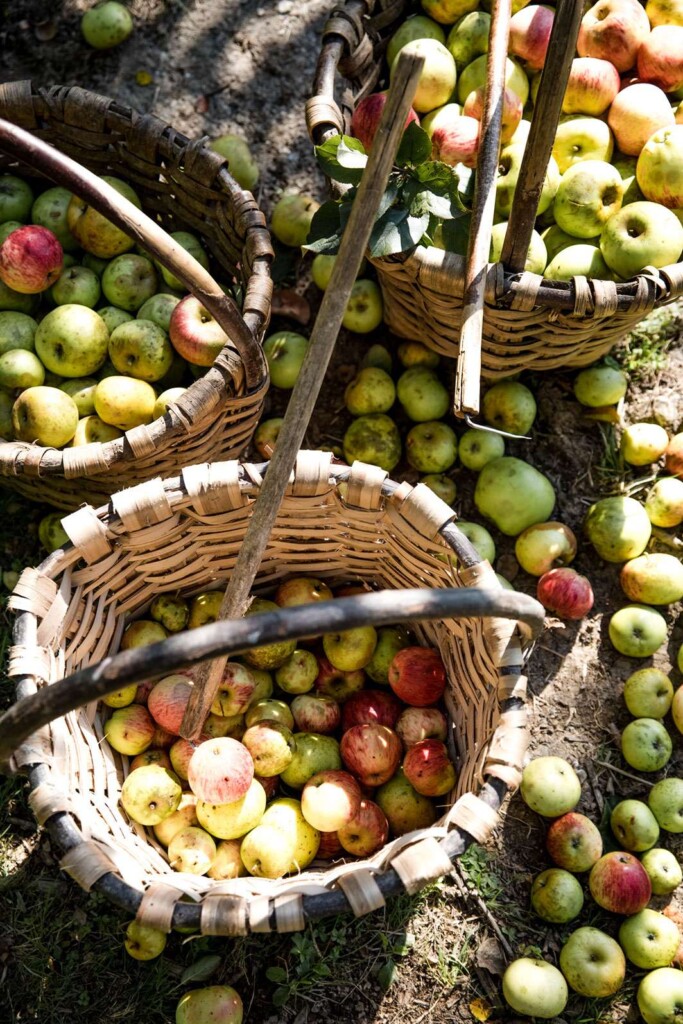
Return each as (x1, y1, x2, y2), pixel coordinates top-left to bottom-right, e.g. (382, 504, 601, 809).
(453, 0, 512, 418)
(500, 0, 584, 273)
(179, 49, 425, 740)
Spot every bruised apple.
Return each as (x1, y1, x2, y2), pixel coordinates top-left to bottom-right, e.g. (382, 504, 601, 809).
(395, 706, 448, 747)
(147, 674, 193, 734)
(187, 737, 254, 805)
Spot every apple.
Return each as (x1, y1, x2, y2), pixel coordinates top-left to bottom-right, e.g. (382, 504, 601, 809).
(98, 306, 133, 334)
(365, 625, 410, 684)
(638, 967, 683, 1024)
(341, 689, 402, 733)
(574, 364, 627, 407)
(645, 477, 683, 527)
(337, 798, 389, 857)
(210, 134, 259, 191)
(245, 698, 293, 729)
(531, 868, 584, 922)
(351, 91, 419, 152)
(482, 381, 536, 436)
(101, 254, 157, 312)
(0, 349, 44, 390)
(555, 160, 624, 239)
(210, 663, 257, 718)
(621, 553, 683, 605)
(290, 694, 340, 734)
(589, 851, 652, 914)
(137, 293, 180, 334)
(0, 225, 63, 295)
(148, 594, 189, 634)
(341, 724, 402, 786)
(168, 295, 227, 367)
(207, 839, 248, 880)
(314, 656, 365, 703)
(563, 57, 620, 117)
(455, 522, 496, 563)
(624, 668, 674, 718)
(68, 176, 141, 258)
(496, 143, 559, 218)
(124, 921, 167, 961)
(515, 522, 577, 576)
(430, 115, 481, 168)
(621, 422, 669, 465)
(391, 38, 457, 113)
(300, 769, 362, 832)
(120, 764, 182, 826)
(608, 84, 674, 158)
(129, 747, 172, 773)
(153, 794, 198, 846)
(345, 367, 396, 416)
(0, 174, 33, 222)
(279, 733, 342, 789)
(475, 457, 555, 536)
(239, 821, 297, 878)
(552, 116, 614, 174)
(270, 193, 320, 248)
(403, 738, 456, 797)
(342, 279, 383, 334)
(406, 421, 458, 474)
(260, 797, 321, 872)
(546, 811, 602, 871)
(109, 320, 173, 383)
(445, 11, 489, 70)
(0, 310, 37, 355)
(104, 704, 155, 756)
(502, 958, 568, 1019)
(376, 769, 437, 836)
(463, 85, 522, 146)
(155, 232, 209, 292)
(274, 576, 333, 607)
(609, 604, 668, 657)
(397, 367, 449, 422)
(544, 244, 612, 281)
(59, 377, 97, 416)
(458, 428, 505, 471)
(611, 799, 661, 851)
(167, 826, 216, 874)
(560, 926, 626, 997)
(195, 779, 266, 841)
(147, 674, 192, 732)
(521, 756, 581, 817)
(0, 279, 38, 314)
(12, 387, 79, 448)
(322, 626, 377, 674)
(51, 266, 100, 309)
(244, 597, 299, 671)
(584, 495, 651, 561)
(420, 474, 457, 503)
(263, 331, 308, 388)
(81, 1, 133, 48)
(188, 591, 222, 629)
(458, 54, 530, 107)
(620, 909, 681, 970)
(35, 304, 109, 378)
(187, 736, 254, 805)
(601, 203, 683, 278)
(641, 848, 683, 895)
(542, 225, 596, 263)
(638, 25, 683, 93)
(395, 707, 448, 748)
(614, 153, 645, 206)
(648, 777, 683, 832)
(665, 433, 683, 476)
(637, 126, 683, 208)
(168, 735, 201, 778)
(343, 413, 402, 472)
(70, 415, 123, 445)
(578, 0, 650, 71)
(646, 0, 683, 25)
(509, 5, 554, 72)
(537, 568, 595, 620)
(120, 620, 169, 651)
(388, 647, 446, 707)
(490, 222, 547, 274)
(397, 341, 440, 369)
(310, 254, 337, 291)
(275, 649, 319, 695)
(673, 687, 683, 735)
(317, 828, 344, 860)
(388, 14, 446, 67)
(241, 721, 294, 777)
(253, 417, 282, 459)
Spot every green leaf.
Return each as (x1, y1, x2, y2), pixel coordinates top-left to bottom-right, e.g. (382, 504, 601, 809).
(180, 955, 222, 985)
(439, 213, 471, 255)
(302, 200, 342, 255)
(368, 207, 429, 257)
(377, 179, 401, 219)
(392, 932, 416, 957)
(376, 959, 398, 991)
(272, 986, 291, 1008)
(266, 966, 288, 983)
(409, 187, 453, 220)
(396, 122, 432, 167)
(315, 135, 367, 184)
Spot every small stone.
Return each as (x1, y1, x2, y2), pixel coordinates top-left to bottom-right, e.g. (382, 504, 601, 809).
(277, 0, 293, 11)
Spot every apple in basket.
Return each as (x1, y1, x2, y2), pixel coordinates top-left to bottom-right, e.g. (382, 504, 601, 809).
(210, 663, 257, 717)
(67, 176, 142, 258)
(168, 826, 217, 875)
(395, 706, 448, 747)
(463, 86, 522, 144)
(169, 295, 228, 367)
(351, 90, 419, 152)
(589, 851, 652, 914)
(120, 764, 182, 826)
(608, 84, 674, 158)
(403, 739, 456, 797)
(245, 698, 294, 729)
(187, 736, 254, 805)
(153, 793, 199, 847)
(300, 769, 362, 832)
(207, 839, 248, 881)
(51, 265, 101, 308)
(638, 25, 683, 92)
(314, 656, 366, 703)
(241, 721, 295, 777)
(0, 225, 63, 294)
(275, 649, 319, 694)
(278, 732, 342, 789)
(577, 0, 650, 72)
(147, 674, 194, 733)
(260, 796, 321, 872)
(388, 647, 447, 707)
(563, 57, 620, 117)
(508, 5, 555, 71)
(290, 694, 341, 734)
(0, 173, 34, 222)
(341, 689, 403, 732)
(104, 703, 156, 756)
(275, 576, 334, 607)
(340, 724, 403, 787)
(376, 769, 437, 836)
(195, 779, 266, 841)
(337, 797, 390, 857)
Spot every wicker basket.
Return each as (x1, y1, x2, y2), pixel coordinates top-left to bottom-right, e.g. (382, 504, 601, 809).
(0, 81, 273, 509)
(1, 453, 543, 934)
(306, 0, 683, 375)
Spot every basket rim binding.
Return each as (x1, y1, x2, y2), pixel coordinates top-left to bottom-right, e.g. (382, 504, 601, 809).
(305, 0, 683, 320)
(6, 456, 542, 935)
(0, 79, 273, 480)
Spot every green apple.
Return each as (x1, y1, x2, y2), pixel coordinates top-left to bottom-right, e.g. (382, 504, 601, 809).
(38, 512, 69, 553)
(275, 649, 319, 694)
(343, 413, 401, 471)
(610, 799, 660, 851)
(638, 968, 683, 1024)
(388, 14, 446, 67)
(475, 456, 555, 535)
(456, 521, 495, 563)
(241, 597, 297, 671)
(12, 386, 79, 447)
(168, 826, 216, 874)
(263, 331, 308, 389)
(645, 476, 683, 527)
(149, 594, 189, 634)
(310, 254, 335, 291)
(51, 266, 101, 308)
(31, 187, 78, 251)
(574, 364, 627, 407)
(621, 422, 670, 465)
(446, 11, 490, 69)
(239, 821, 297, 878)
(640, 848, 683, 895)
(82, 253, 109, 277)
(102, 254, 157, 312)
(554, 160, 624, 239)
(94, 375, 156, 430)
(515, 521, 577, 576)
(210, 134, 259, 191)
(157, 232, 209, 292)
(67, 176, 141, 259)
(253, 417, 282, 459)
(490, 222, 547, 274)
(637, 124, 683, 209)
(109, 320, 173, 382)
(541, 224, 595, 263)
(175, 987, 243, 1024)
(0, 280, 37, 314)
(420, 473, 456, 503)
(482, 380, 536, 435)
(645, 0, 683, 25)
(552, 116, 614, 174)
(81, 1, 133, 48)
(70, 414, 123, 445)
(496, 144, 559, 219)
(397, 367, 448, 421)
(613, 153, 644, 206)
(279, 733, 342, 789)
(620, 910, 682, 969)
(420, 102, 462, 139)
(195, 779, 266, 840)
(405, 421, 458, 473)
(376, 769, 437, 835)
(609, 605, 668, 657)
(601, 202, 683, 278)
(0, 222, 22, 246)
(458, 55, 529, 107)
(153, 387, 186, 419)
(0, 349, 44, 390)
(35, 304, 109, 377)
(649, 777, 683, 832)
(345, 367, 395, 415)
(365, 625, 410, 684)
(0, 175, 33, 223)
(323, 625, 377, 671)
(624, 668, 674, 719)
(121, 762, 182, 826)
(421, 0, 479, 25)
(390, 38, 456, 113)
(520, 756, 581, 816)
(584, 495, 651, 561)
(559, 927, 625, 998)
(271, 194, 320, 247)
(98, 306, 133, 333)
(620, 552, 683, 605)
(502, 958, 568, 1019)
(342, 279, 383, 333)
(544, 244, 612, 281)
(124, 920, 167, 961)
(531, 868, 584, 923)
(397, 341, 440, 369)
(458, 427, 505, 470)
(137, 293, 180, 333)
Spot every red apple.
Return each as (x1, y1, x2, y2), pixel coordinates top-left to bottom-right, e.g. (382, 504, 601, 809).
(546, 812, 604, 872)
(463, 86, 522, 143)
(147, 674, 193, 734)
(395, 706, 449, 747)
(129, 748, 173, 772)
(589, 851, 652, 914)
(431, 115, 480, 168)
(187, 736, 254, 804)
(388, 647, 447, 707)
(150, 724, 176, 749)
(134, 678, 156, 704)
(314, 655, 365, 703)
(0, 225, 63, 294)
(563, 57, 621, 116)
(274, 576, 333, 607)
(665, 434, 683, 477)
(301, 769, 362, 832)
(403, 738, 456, 797)
(509, 5, 555, 72)
(337, 798, 389, 857)
(211, 662, 256, 717)
(637, 25, 683, 92)
(608, 83, 674, 156)
(170, 736, 208, 780)
(317, 829, 344, 859)
(577, 0, 651, 72)
(290, 693, 341, 734)
(340, 723, 402, 787)
(537, 568, 594, 620)
(341, 689, 402, 733)
(169, 294, 227, 367)
(351, 91, 419, 153)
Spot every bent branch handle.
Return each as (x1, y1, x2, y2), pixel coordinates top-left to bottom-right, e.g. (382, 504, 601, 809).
(0, 587, 544, 769)
(0, 119, 267, 391)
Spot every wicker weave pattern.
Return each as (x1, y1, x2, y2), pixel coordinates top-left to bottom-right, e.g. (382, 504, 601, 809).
(8, 455, 531, 932)
(0, 81, 273, 508)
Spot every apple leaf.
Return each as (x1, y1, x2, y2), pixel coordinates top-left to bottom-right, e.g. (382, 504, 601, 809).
(439, 212, 472, 254)
(302, 200, 342, 254)
(396, 122, 432, 167)
(408, 186, 454, 221)
(368, 208, 430, 257)
(315, 135, 367, 184)
(180, 955, 222, 985)
(266, 966, 288, 983)
(376, 958, 398, 991)
(336, 137, 368, 170)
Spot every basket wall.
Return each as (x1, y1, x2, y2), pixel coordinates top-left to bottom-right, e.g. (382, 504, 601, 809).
(0, 81, 273, 509)
(8, 455, 529, 932)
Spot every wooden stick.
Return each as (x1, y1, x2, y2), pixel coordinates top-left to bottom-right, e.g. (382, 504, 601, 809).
(179, 49, 425, 740)
(500, 0, 584, 272)
(453, 0, 511, 418)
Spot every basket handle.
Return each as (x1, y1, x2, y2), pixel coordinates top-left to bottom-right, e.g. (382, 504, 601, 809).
(0, 118, 267, 392)
(0, 586, 544, 770)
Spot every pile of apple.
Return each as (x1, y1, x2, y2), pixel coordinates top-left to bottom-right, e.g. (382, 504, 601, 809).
(0, 171, 235, 448)
(501, 752, 683, 1021)
(346, 0, 683, 281)
(101, 577, 459, 881)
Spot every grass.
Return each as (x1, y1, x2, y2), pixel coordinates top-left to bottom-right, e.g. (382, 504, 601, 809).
(616, 301, 683, 378)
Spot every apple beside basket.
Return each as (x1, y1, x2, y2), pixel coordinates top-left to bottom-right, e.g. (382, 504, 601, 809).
(0, 453, 544, 934)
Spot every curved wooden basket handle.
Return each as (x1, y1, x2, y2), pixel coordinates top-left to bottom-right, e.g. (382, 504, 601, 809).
(0, 587, 544, 769)
(0, 118, 267, 391)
